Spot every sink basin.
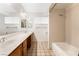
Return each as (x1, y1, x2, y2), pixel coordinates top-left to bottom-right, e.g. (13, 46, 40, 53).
(0, 39, 16, 56)
(0, 32, 27, 56)
(5, 39, 15, 45)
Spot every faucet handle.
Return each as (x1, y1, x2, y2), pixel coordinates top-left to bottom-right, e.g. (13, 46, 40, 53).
(0, 38, 4, 43)
(2, 37, 6, 42)
(0, 39, 2, 43)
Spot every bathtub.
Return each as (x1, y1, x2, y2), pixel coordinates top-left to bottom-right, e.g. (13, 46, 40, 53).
(52, 42, 79, 56)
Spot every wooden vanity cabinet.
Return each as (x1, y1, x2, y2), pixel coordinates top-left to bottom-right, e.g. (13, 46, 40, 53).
(9, 44, 22, 56)
(22, 39, 27, 56)
(9, 40, 27, 56)
(9, 35, 32, 56)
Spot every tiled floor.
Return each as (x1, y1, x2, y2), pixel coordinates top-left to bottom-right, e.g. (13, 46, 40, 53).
(27, 41, 54, 56)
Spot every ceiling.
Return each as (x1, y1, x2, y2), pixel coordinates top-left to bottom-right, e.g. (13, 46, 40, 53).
(0, 3, 51, 17)
(22, 3, 51, 17)
(54, 3, 71, 9)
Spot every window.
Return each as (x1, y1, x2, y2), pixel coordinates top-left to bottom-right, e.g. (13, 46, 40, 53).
(4, 17, 20, 24)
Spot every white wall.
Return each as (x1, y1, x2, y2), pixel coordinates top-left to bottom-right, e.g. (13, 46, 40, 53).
(0, 15, 5, 35)
(49, 9, 65, 49)
(34, 17, 48, 24)
(65, 5, 72, 44)
(33, 17, 49, 41)
(65, 4, 79, 48)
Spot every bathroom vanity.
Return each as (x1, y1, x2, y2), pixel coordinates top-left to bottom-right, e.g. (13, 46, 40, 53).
(9, 35, 31, 56)
(0, 31, 33, 56)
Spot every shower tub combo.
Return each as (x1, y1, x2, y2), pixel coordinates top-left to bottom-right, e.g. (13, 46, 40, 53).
(52, 42, 79, 56)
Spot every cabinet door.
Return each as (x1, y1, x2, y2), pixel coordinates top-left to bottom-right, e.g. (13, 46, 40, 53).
(22, 39, 27, 56)
(27, 36, 31, 49)
(9, 44, 22, 56)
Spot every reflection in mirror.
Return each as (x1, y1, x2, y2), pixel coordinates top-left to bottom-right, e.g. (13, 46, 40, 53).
(0, 17, 20, 35)
(21, 19, 26, 28)
(0, 16, 33, 36)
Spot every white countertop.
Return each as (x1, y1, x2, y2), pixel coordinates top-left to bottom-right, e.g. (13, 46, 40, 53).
(0, 31, 33, 56)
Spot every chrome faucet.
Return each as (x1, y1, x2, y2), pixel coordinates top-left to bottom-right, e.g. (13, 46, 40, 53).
(0, 37, 6, 43)
(2, 37, 6, 42)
